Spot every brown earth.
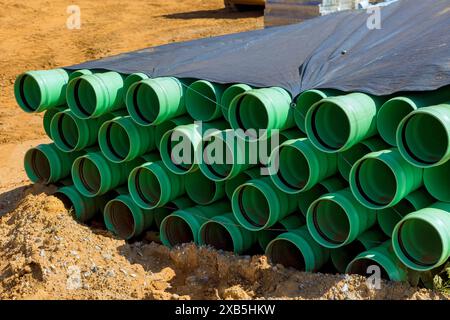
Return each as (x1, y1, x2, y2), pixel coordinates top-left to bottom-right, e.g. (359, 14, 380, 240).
(0, 0, 448, 300)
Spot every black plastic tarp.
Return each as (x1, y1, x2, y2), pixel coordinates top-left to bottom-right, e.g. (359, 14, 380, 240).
(66, 0, 450, 98)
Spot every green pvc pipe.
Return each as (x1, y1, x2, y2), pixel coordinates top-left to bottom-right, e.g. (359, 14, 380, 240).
(392, 202, 450, 271)
(229, 87, 294, 139)
(306, 188, 376, 248)
(160, 201, 231, 248)
(122, 72, 149, 100)
(199, 213, 257, 254)
(14, 69, 69, 113)
(104, 194, 153, 240)
(224, 167, 260, 200)
(278, 128, 305, 144)
(198, 129, 253, 182)
(50, 109, 113, 152)
(349, 149, 423, 210)
(185, 80, 226, 121)
(68, 69, 93, 81)
(377, 87, 450, 146)
(185, 169, 226, 205)
(337, 137, 388, 181)
(257, 214, 305, 251)
(24, 143, 81, 184)
(265, 226, 330, 272)
(220, 83, 252, 121)
(71, 151, 143, 197)
(424, 159, 450, 202)
(305, 93, 385, 152)
(159, 120, 228, 174)
(377, 188, 434, 237)
(154, 115, 193, 151)
(231, 177, 298, 231)
(153, 196, 195, 229)
(128, 160, 185, 209)
(294, 89, 341, 133)
(55, 185, 109, 222)
(269, 138, 338, 194)
(98, 115, 156, 163)
(330, 229, 387, 273)
(346, 241, 409, 281)
(126, 77, 188, 126)
(397, 104, 450, 167)
(43, 106, 65, 139)
(67, 71, 125, 119)
(297, 176, 346, 217)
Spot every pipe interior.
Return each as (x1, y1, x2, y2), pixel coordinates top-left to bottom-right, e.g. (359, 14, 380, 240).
(29, 149, 51, 182)
(165, 131, 195, 171)
(238, 95, 269, 131)
(332, 241, 366, 272)
(21, 74, 41, 111)
(312, 101, 350, 150)
(277, 145, 309, 190)
(136, 83, 160, 123)
(267, 239, 306, 270)
(312, 199, 350, 244)
(57, 113, 79, 149)
(201, 222, 234, 252)
(403, 114, 448, 164)
(164, 216, 194, 246)
(106, 122, 131, 160)
(187, 171, 217, 204)
(378, 100, 414, 145)
(356, 158, 397, 206)
(296, 91, 323, 123)
(73, 78, 97, 117)
(204, 136, 234, 178)
(108, 201, 135, 239)
(135, 168, 162, 206)
(78, 158, 102, 194)
(239, 184, 270, 228)
(397, 218, 443, 267)
(347, 258, 390, 280)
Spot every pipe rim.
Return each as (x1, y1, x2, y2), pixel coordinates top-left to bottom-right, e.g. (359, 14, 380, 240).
(199, 218, 237, 253)
(50, 111, 83, 152)
(231, 180, 276, 231)
(392, 214, 446, 271)
(305, 98, 352, 153)
(104, 197, 140, 240)
(185, 170, 221, 205)
(220, 84, 251, 121)
(349, 154, 400, 210)
(397, 109, 450, 168)
(24, 145, 60, 184)
(128, 163, 166, 209)
(160, 212, 198, 248)
(72, 154, 106, 197)
(294, 90, 327, 133)
(14, 72, 45, 113)
(67, 75, 101, 119)
(160, 127, 198, 174)
(98, 119, 133, 163)
(185, 80, 221, 121)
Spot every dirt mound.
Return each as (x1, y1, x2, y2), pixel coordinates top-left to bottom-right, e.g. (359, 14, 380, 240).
(0, 184, 447, 300)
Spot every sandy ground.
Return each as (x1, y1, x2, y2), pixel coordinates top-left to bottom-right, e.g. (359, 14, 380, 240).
(0, 0, 448, 300)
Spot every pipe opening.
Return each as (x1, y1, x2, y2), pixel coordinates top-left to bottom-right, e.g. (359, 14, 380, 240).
(237, 184, 270, 228)
(186, 82, 218, 120)
(105, 122, 131, 161)
(26, 149, 51, 183)
(19, 74, 41, 111)
(204, 136, 234, 179)
(134, 83, 160, 124)
(135, 167, 161, 206)
(295, 91, 323, 129)
(347, 258, 390, 280)
(354, 158, 397, 206)
(56, 113, 79, 150)
(378, 100, 415, 146)
(163, 131, 195, 172)
(163, 216, 194, 246)
(310, 102, 350, 150)
(312, 199, 350, 245)
(277, 145, 309, 190)
(402, 114, 448, 165)
(266, 239, 306, 270)
(236, 95, 269, 131)
(107, 201, 135, 239)
(397, 218, 443, 267)
(200, 221, 234, 252)
(72, 78, 97, 117)
(78, 158, 101, 194)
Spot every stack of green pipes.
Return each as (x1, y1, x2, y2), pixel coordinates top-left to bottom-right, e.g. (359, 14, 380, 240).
(15, 68, 450, 283)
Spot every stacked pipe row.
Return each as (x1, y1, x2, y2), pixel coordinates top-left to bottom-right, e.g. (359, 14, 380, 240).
(16, 68, 450, 283)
